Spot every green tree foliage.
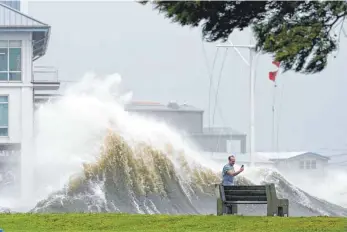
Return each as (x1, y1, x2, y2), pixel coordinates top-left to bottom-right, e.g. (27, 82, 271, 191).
(141, 1, 347, 74)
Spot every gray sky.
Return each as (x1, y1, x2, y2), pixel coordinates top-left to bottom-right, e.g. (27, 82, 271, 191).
(28, 1, 347, 153)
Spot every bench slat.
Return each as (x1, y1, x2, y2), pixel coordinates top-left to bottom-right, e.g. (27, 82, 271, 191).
(225, 201, 268, 205)
(224, 190, 266, 196)
(225, 195, 268, 202)
(223, 185, 266, 191)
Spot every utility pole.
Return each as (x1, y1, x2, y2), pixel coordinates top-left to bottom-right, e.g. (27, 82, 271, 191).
(216, 41, 256, 167)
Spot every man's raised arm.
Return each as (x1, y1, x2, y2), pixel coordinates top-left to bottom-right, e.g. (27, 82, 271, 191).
(227, 167, 244, 177)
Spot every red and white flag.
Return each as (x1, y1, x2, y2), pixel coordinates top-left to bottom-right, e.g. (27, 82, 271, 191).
(269, 61, 280, 82)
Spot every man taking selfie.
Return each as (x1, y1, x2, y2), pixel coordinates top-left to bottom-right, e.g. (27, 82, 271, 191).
(222, 155, 244, 186)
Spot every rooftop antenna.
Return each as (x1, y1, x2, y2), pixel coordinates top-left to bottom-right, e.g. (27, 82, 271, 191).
(216, 36, 258, 167)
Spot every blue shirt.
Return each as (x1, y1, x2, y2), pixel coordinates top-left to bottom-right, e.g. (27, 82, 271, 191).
(222, 163, 235, 186)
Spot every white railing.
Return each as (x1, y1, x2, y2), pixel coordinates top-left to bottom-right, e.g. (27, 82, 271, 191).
(203, 127, 245, 136)
(33, 66, 59, 82)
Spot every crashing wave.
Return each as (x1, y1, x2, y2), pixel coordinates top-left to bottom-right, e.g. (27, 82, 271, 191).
(31, 131, 220, 214)
(31, 132, 347, 216)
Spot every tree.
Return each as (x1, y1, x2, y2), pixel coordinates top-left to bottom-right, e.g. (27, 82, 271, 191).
(141, 1, 347, 74)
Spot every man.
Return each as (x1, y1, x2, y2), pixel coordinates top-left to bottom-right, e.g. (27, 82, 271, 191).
(222, 155, 244, 186)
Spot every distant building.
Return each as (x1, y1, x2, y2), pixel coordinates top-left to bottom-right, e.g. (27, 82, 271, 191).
(263, 152, 330, 175)
(207, 151, 333, 174)
(125, 101, 247, 153)
(125, 101, 203, 133)
(189, 127, 246, 153)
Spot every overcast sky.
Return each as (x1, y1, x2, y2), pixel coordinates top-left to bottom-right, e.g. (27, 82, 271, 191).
(26, 1, 347, 154)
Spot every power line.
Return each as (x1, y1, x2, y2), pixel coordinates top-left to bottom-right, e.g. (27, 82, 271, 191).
(201, 42, 220, 128)
(201, 41, 226, 154)
(201, 41, 234, 153)
(212, 48, 228, 126)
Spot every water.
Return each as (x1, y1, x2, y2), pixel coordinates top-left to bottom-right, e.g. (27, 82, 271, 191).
(1, 72, 347, 216)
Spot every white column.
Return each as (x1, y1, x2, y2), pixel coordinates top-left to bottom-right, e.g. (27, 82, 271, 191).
(20, 86, 35, 203)
(249, 48, 255, 167)
(22, 35, 33, 84)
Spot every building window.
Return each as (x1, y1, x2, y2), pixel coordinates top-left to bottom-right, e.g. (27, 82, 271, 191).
(305, 160, 311, 169)
(299, 160, 317, 170)
(0, 40, 22, 82)
(0, 96, 8, 136)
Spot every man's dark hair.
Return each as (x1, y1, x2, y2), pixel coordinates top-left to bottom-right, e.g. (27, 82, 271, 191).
(228, 155, 235, 161)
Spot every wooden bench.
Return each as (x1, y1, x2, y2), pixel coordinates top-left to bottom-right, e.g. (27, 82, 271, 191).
(216, 183, 289, 216)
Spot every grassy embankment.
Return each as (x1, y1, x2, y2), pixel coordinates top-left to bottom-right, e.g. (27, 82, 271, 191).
(0, 213, 345, 232)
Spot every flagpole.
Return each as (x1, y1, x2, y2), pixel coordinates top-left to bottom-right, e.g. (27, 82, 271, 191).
(269, 62, 280, 153)
(272, 84, 276, 152)
(216, 43, 256, 167)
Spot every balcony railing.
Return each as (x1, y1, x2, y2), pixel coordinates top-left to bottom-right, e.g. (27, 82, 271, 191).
(33, 66, 59, 83)
(32, 66, 60, 91)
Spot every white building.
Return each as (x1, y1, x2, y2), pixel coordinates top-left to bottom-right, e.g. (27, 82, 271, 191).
(208, 151, 331, 174)
(0, 1, 59, 197)
(126, 101, 247, 153)
(265, 152, 330, 173)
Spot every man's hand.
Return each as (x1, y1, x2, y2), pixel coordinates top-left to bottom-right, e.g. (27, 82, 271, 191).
(239, 167, 244, 172)
(227, 166, 244, 176)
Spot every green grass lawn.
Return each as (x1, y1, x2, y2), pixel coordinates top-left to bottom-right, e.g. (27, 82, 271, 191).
(0, 213, 345, 232)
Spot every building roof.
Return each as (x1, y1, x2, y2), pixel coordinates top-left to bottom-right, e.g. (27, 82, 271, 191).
(0, 3, 50, 60)
(0, 1, 20, 11)
(125, 101, 203, 112)
(263, 151, 330, 161)
(258, 151, 307, 160)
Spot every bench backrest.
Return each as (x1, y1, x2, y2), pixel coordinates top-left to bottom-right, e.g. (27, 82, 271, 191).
(220, 185, 268, 204)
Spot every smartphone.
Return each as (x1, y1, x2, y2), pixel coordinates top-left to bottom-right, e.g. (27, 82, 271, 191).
(241, 165, 244, 168)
